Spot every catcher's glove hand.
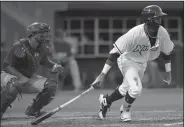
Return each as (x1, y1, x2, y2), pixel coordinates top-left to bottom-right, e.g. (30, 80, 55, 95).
(51, 63, 64, 74)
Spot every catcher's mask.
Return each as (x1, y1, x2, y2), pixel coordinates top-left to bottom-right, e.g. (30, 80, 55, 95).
(141, 5, 167, 28)
(27, 22, 52, 55)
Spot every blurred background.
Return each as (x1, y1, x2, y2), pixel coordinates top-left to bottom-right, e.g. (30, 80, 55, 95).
(1, 1, 184, 91)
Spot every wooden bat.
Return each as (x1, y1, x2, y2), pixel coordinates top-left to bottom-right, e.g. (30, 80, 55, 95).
(30, 86, 94, 125)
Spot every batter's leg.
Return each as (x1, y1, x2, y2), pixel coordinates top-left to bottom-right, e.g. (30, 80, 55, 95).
(97, 74, 129, 120)
(98, 57, 130, 120)
(120, 67, 143, 122)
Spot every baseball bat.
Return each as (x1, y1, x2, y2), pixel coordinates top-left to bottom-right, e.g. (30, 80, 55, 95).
(30, 86, 94, 125)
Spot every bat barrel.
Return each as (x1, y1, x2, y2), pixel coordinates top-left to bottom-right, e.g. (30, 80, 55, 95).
(30, 86, 94, 125)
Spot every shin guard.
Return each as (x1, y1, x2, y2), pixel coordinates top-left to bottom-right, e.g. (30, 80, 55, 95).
(26, 78, 57, 114)
(1, 78, 20, 118)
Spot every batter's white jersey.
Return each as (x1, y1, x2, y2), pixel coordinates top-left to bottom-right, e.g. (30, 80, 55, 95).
(113, 24, 174, 98)
(113, 23, 174, 64)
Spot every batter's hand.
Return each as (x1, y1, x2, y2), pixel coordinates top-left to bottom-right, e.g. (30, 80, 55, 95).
(91, 72, 106, 89)
(163, 71, 172, 85)
(51, 64, 64, 74)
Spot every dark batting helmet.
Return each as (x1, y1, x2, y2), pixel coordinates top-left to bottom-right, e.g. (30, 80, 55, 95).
(27, 22, 51, 43)
(141, 5, 167, 25)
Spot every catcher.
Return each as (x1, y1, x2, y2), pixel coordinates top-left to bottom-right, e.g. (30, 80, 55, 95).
(1, 22, 64, 119)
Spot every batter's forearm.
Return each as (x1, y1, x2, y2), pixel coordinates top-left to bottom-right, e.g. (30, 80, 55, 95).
(4, 65, 28, 79)
(101, 53, 120, 74)
(162, 53, 171, 72)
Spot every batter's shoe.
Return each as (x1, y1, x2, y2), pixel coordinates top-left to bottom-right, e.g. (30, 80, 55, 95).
(98, 94, 111, 120)
(120, 105, 131, 122)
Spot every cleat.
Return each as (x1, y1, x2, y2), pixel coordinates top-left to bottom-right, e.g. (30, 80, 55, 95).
(25, 105, 46, 118)
(98, 94, 111, 120)
(120, 105, 131, 122)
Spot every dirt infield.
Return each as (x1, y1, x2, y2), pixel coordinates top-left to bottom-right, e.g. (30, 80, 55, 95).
(1, 88, 183, 127)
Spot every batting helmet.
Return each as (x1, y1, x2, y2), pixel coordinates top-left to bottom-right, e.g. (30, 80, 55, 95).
(27, 22, 51, 43)
(141, 5, 167, 25)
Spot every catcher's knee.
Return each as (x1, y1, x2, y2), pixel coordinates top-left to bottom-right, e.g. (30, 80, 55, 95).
(1, 77, 21, 116)
(1, 77, 21, 96)
(44, 78, 57, 96)
(27, 78, 58, 112)
(33, 78, 57, 107)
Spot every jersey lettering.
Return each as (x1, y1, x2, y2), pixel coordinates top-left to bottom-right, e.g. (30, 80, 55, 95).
(133, 45, 149, 55)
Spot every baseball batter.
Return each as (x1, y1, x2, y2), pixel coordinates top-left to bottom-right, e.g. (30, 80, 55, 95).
(1, 22, 64, 119)
(92, 5, 174, 121)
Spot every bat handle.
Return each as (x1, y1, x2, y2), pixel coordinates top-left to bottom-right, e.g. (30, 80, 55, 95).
(59, 86, 94, 109)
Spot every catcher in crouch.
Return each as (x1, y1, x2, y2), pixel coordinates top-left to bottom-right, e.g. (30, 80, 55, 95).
(92, 5, 174, 122)
(1, 22, 64, 119)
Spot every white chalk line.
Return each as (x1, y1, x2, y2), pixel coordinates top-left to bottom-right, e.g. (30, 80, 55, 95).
(99, 122, 184, 127)
(163, 122, 183, 126)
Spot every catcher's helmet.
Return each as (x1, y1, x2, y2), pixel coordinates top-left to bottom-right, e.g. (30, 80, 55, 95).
(141, 5, 167, 25)
(27, 22, 51, 43)
(27, 22, 52, 55)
